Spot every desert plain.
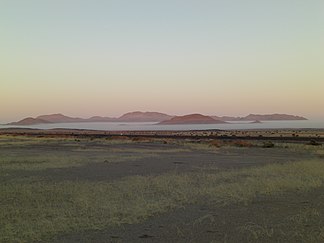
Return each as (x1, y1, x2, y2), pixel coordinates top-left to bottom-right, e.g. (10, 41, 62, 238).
(1, 128, 324, 242)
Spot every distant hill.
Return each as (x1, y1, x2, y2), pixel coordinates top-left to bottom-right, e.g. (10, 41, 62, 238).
(37, 114, 85, 123)
(212, 114, 307, 121)
(159, 114, 227, 125)
(243, 114, 307, 121)
(8, 114, 116, 125)
(7, 111, 172, 125)
(7, 112, 307, 125)
(8, 117, 52, 126)
(37, 114, 117, 123)
(117, 111, 173, 122)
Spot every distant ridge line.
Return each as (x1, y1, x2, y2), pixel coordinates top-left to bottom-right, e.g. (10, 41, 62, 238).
(7, 112, 307, 125)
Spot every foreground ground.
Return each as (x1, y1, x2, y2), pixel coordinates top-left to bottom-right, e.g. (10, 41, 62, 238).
(0, 131, 324, 242)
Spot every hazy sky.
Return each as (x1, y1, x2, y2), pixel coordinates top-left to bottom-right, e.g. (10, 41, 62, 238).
(1, 0, 323, 122)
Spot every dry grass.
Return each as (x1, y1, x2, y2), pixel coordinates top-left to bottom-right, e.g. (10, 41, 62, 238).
(2, 160, 324, 242)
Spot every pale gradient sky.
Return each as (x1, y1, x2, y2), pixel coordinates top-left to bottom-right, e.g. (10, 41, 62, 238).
(1, 0, 324, 123)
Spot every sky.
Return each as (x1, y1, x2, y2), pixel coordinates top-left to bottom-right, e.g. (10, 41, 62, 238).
(1, 0, 324, 123)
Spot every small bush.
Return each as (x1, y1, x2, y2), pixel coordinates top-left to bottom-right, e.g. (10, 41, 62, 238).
(230, 140, 254, 147)
(131, 137, 153, 143)
(308, 140, 321, 146)
(262, 141, 275, 148)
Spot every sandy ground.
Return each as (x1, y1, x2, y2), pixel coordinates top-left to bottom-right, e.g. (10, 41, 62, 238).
(1, 141, 313, 183)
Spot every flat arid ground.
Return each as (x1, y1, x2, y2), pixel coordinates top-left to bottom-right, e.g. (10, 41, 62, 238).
(1, 130, 324, 242)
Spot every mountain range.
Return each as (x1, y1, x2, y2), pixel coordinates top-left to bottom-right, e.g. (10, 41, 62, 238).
(212, 114, 307, 122)
(7, 112, 307, 125)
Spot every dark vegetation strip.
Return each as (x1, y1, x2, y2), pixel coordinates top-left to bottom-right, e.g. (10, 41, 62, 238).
(1, 128, 324, 142)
